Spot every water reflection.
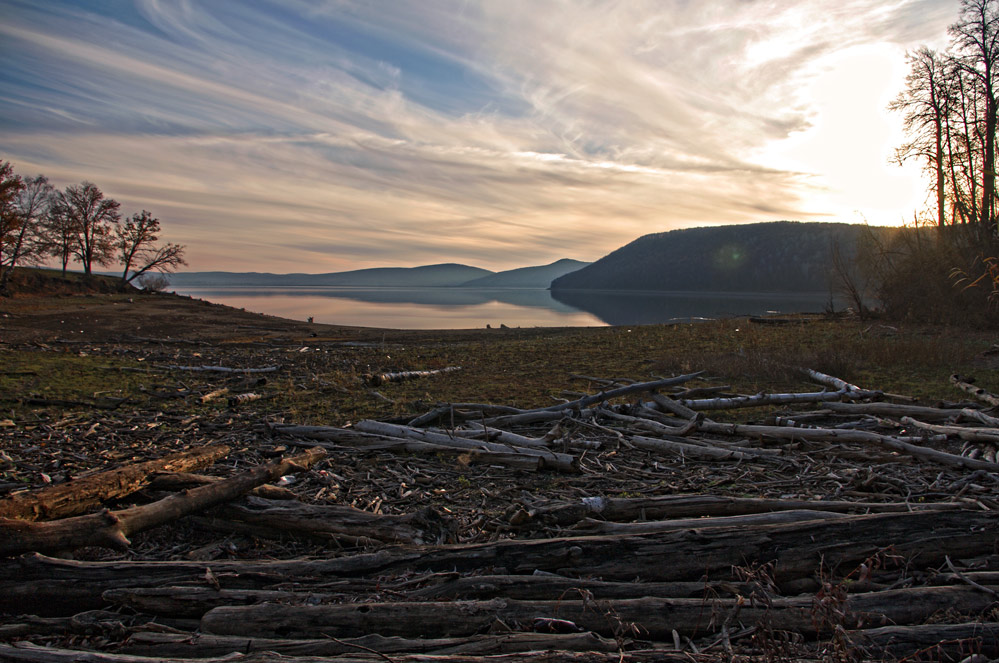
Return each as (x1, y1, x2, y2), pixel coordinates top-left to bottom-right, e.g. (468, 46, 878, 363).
(170, 286, 836, 329)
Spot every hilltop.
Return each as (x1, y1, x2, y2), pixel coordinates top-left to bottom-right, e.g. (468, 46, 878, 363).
(551, 221, 888, 293)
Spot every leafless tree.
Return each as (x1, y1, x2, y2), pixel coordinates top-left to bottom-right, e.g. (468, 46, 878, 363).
(116, 210, 187, 288)
(0, 175, 54, 293)
(52, 182, 120, 276)
(0, 161, 26, 293)
(950, 0, 999, 233)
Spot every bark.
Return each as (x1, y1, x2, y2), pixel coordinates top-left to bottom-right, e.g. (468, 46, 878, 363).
(0, 448, 325, 557)
(199, 585, 997, 640)
(117, 630, 621, 658)
(147, 473, 296, 500)
(0, 445, 230, 521)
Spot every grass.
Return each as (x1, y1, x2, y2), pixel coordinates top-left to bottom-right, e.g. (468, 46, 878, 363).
(2, 315, 997, 427)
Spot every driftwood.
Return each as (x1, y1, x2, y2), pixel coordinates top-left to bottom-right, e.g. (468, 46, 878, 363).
(679, 389, 880, 411)
(365, 366, 461, 386)
(200, 585, 996, 640)
(205, 496, 454, 545)
(0, 643, 686, 663)
(117, 630, 621, 657)
(0, 448, 325, 557)
(951, 373, 999, 406)
(0, 445, 230, 521)
(273, 425, 577, 472)
(850, 621, 999, 659)
(514, 494, 967, 528)
(570, 509, 848, 534)
(147, 472, 297, 500)
(161, 364, 280, 373)
(696, 420, 999, 471)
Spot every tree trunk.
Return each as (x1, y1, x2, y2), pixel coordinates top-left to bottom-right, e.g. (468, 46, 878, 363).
(0, 448, 325, 557)
(0, 445, 230, 521)
(199, 586, 997, 640)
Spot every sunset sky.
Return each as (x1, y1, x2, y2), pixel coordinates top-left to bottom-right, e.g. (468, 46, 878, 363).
(0, 0, 959, 273)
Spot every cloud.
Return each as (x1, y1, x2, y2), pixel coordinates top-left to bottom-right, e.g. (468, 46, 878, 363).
(0, 0, 959, 271)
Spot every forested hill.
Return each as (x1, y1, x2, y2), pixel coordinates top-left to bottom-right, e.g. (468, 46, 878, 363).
(550, 221, 880, 293)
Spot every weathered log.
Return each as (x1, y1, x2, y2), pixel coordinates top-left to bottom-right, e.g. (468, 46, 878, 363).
(161, 364, 280, 373)
(900, 415, 999, 443)
(365, 366, 461, 386)
(628, 434, 775, 462)
(410, 574, 759, 601)
(850, 621, 999, 660)
(117, 630, 621, 657)
(514, 494, 965, 528)
(200, 585, 997, 640)
(147, 473, 296, 500)
(4, 510, 995, 616)
(571, 509, 848, 534)
(351, 420, 578, 472)
(951, 373, 999, 406)
(207, 496, 454, 545)
(0, 642, 687, 663)
(819, 401, 965, 421)
(802, 368, 865, 393)
(679, 388, 880, 411)
(0, 445, 230, 522)
(0, 448, 325, 557)
(275, 428, 574, 472)
(697, 419, 999, 471)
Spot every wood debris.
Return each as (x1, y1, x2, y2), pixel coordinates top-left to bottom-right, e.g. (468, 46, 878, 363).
(3, 365, 999, 662)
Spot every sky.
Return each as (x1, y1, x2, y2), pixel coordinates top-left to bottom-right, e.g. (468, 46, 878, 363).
(0, 0, 960, 273)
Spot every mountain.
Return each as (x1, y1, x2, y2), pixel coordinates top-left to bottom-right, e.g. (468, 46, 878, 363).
(550, 221, 882, 293)
(167, 263, 493, 287)
(458, 259, 590, 288)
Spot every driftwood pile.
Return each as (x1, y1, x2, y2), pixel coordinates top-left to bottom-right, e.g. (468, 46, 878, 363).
(2, 369, 999, 662)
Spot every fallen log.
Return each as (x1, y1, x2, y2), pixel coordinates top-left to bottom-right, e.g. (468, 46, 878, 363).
(4, 509, 995, 616)
(850, 621, 999, 660)
(679, 389, 880, 411)
(365, 366, 461, 386)
(200, 585, 997, 640)
(570, 509, 848, 534)
(951, 373, 999, 407)
(207, 496, 455, 545)
(161, 364, 280, 373)
(514, 494, 965, 528)
(117, 630, 621, 658)
(0, 445, 230, 521)
(0, 642, 687, 663)
(274, 427, 577, 472)
(0, 448, 325, 557)
(628, 434, 775, 462)
(900, 416, 999, 443)
(696, 420, 999, 471)
(147, 473, 296, 500)
(351, 420, 578, 472)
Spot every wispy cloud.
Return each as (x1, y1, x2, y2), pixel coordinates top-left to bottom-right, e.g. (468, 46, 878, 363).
(0, 0, 957, 271)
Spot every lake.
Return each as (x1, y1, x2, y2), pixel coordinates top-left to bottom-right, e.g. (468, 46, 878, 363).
(168, 286, 838, 329)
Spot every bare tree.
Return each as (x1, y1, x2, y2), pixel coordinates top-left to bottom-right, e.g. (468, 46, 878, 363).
(53, 182, 120, 276)
(889, 48, 953, 228)
(950, 0, 999, 233)
(0, 175, 54, 293)
(116, 210, 187, 288)
(0, 161, 26, 294)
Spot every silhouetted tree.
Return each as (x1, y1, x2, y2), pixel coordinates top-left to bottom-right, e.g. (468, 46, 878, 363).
(53, 182, 120, 276)
(0, 161, 26, 294)
(0, 175, 54, 293)
(951, 0, 999, 233)
(116, 210, 187, 287)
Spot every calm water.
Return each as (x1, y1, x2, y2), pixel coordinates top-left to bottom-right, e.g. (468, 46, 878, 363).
(169, 286, 837, 329)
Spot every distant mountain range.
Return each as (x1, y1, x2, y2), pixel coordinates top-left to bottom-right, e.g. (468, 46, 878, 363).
(168, 222, 888, 294)
(168, 259, 589, 288)
(551, 221, 883, 293)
